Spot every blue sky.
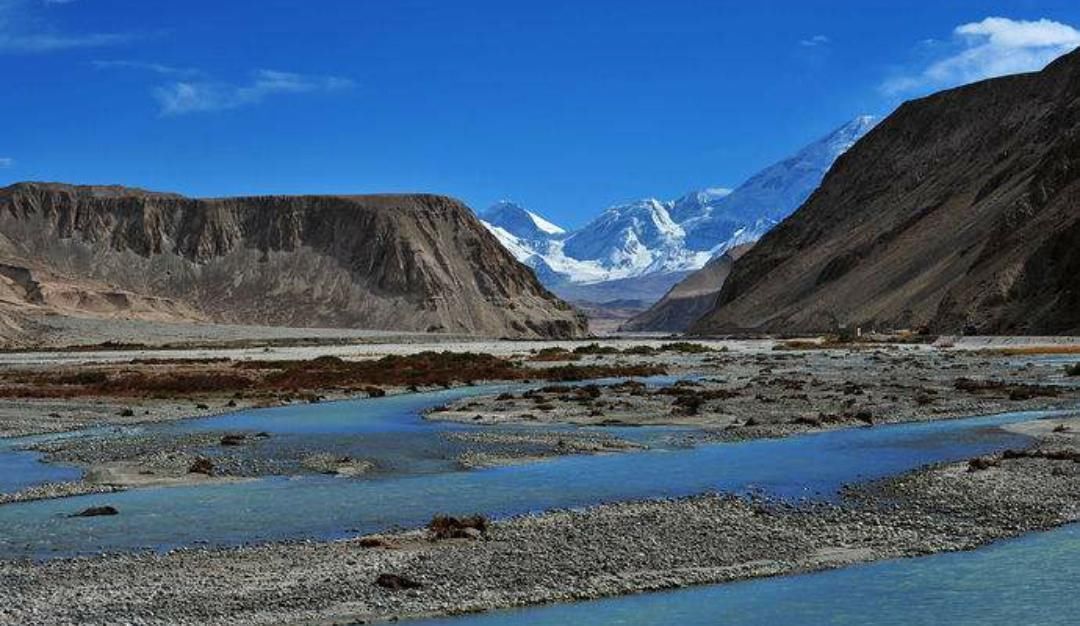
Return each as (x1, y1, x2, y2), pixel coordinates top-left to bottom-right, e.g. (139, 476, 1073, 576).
(3, 0, 1080, 228)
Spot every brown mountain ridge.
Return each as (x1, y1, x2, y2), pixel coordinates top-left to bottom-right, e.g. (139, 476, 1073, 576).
(0, 183, 587, 339)
(621, 244, 752, 333)
(693, 47, 1080, 336)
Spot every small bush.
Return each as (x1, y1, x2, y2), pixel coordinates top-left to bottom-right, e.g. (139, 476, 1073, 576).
(357, 536, 389, 549)
(967, 456, 999, 472)
(56, 371, 110, 386)
(220, 434, 247, 446)
(611, 379, 647, 395)
(576, 384, 602, 399)
(188, 457, 215, 476)
(671, 394, 704, 415)
(374, 573, 422, 590)
(850, 410, 874, 425)
(537, 364, 666, 382)
(659, 342, 715, 354)
(428, 514, 489, 539)
(363, 386, 386, 398)
(530, 347, 580, 362)
(573, 343, 620, 355)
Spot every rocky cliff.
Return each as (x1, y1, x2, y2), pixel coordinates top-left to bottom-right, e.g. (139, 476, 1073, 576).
(693, 48, 1080, 336)
(0, 183, 587, 338)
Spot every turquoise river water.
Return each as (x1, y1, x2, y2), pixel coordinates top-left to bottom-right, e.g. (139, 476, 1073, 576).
(412, 523, 1079, 625)
(0, 378, 1062, 561)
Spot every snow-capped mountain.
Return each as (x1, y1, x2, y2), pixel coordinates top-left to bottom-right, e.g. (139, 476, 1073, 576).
(680, 115, 877, 251)
(481, 201, 565, 245)
(668, 187, 732, 223)
(478, 116, 877, 302)
(561, 199, 711, 278)
(478, 202, 611, 284)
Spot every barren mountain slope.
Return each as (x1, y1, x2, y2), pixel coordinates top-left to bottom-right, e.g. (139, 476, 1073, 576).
(694, 48, 1080, 336)
(0, 183, 587, 339)
(621, 244, 752, 332)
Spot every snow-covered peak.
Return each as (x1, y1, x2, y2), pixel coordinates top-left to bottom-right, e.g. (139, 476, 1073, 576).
(687, 187, 733, 204)
(669, 187, 733, 223)
(564, 198, 684, 262)
(680, 115, 876, 250)
(478, 115, 876, 299)
(524, 209, 565, 235)
(594, 198, 681, 234)
(550, 198, 706, 280)
(479, 219, 535, 260)
(480, 201, 567, 244)
(793, 115, 878, 168)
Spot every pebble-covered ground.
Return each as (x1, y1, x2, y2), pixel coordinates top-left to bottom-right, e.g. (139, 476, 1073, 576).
(1, 417, 1076, 626)
(7, 426, 647, 502)
(2, 339, 1079, 624)
(429, 346, 1080, 441)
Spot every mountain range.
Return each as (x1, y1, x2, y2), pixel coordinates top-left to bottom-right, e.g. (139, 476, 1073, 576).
(693, 47, 1080, 336)
(480, 115, 877, 304)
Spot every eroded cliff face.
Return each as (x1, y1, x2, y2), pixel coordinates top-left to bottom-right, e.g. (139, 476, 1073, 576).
(693, 48, 1080, 336)
(0, 183, 587, 338)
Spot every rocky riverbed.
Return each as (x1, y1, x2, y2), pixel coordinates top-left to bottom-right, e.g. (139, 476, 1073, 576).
(3, 341, 1078, 506)
(1, 414, 1076, 625)
(9, 425, 648, 498)
(0, 347, 667, 438)
(426, 346, 1080, 441)
(3, 340, 1080, 624)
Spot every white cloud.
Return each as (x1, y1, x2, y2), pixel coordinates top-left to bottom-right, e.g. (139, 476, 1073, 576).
(0, 31, 128, 51)
(0, 0, 130, 52)
(153, 70, 354, 116)
(883, 17, 1080, 96)
(800, 35, 830, 47)
(93, 59, 203, 78)
(0, 157, 13, 168)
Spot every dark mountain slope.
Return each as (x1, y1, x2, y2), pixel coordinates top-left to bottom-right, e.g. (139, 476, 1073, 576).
(622, 244, 752, 333)
(693, 48, 1080, 336)
(0, 183, 587, 338)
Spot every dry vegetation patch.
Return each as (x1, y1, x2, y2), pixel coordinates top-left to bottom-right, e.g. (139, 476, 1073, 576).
(990, 346, 1080, 356)
(0, 351, 665, 402)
